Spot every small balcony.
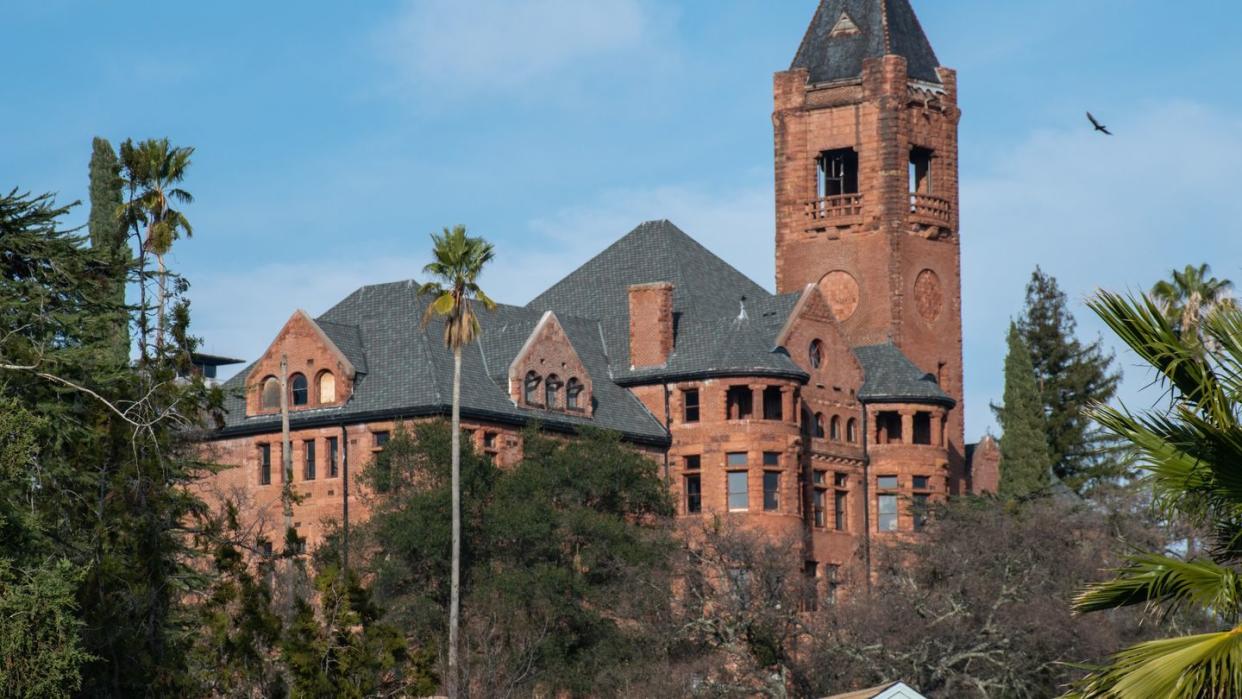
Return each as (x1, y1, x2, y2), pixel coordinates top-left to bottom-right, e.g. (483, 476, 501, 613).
(804, 194, 863, 229)
(909, 193, 952, 226)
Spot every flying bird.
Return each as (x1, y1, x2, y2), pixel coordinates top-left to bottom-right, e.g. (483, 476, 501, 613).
(1087, 112, 1112, 135)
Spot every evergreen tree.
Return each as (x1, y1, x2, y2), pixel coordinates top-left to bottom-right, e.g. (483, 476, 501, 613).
(1, 185, 221, 694)
(1017, 267, 1123, 491)
(87, 136, 130, 365)
(997, 323, 1052, 499)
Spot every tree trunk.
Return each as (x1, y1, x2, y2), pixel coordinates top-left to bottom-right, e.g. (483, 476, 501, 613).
(280, 355, 294, 583)
(448, 345, 463, 698)
(155, 252, 167, 352)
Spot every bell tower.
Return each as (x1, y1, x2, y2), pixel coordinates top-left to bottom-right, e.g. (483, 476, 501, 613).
(773, 0, 966, 485)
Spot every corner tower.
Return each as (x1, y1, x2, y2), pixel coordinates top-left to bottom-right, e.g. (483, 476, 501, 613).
(773, 0, 966, 487)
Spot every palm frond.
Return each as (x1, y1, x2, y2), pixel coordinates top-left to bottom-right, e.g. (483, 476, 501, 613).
(1064, 626, 1242, 699)
(1073, 554, 1242, 616)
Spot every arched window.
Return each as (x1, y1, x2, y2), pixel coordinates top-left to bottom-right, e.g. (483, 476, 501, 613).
(317, 371, 336, 404)
(809, 339, 824, 369)
(524, 371, 541, 405)
(566, 378, 584, 410)
(545, 374, 563, 409)
(290, 373, 309, 406)
(847, 418, 858, 443)
(260, 376, 280, 410)
(830, 415, 841, 441)
(814, 412, 826, 439)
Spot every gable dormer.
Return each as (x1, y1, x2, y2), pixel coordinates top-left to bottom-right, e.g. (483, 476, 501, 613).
(508, 312, 593, 417)
(245, 310, 359, 417)
(775, 284, 865, 395)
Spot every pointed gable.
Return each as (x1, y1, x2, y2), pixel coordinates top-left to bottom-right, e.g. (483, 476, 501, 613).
(244, 310, 359, 415)
(791, 0, 941, 84)
(507, 312, 593, 416)
(775, 284, 864, 392)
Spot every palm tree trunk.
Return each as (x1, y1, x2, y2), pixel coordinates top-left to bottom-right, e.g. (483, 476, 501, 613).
(448, 345, 463, 698)
(155, 252, 167, 352)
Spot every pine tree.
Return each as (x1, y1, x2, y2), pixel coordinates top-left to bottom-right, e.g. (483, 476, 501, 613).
(87, 137, 130, 365)
(997, 324, 1052, 499)
(1017, 267, 1123, 491)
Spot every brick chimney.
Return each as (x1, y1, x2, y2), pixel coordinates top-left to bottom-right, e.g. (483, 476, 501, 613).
(628, 282, 674, 368)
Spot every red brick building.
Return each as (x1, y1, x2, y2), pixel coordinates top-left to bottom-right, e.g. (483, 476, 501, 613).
(202, 0, 998, 591)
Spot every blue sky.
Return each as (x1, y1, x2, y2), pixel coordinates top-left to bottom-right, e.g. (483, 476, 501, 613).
(5, 0, 1242, 439)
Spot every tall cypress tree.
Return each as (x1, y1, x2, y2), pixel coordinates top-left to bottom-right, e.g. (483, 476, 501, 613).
(1017, 268, 1123, 491)
(88, 137, 130, 364)
(998, 323, 1052, 499)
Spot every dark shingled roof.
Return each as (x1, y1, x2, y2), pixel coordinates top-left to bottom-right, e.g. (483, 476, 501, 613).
(216, 221, 952, 444)
(528, 220, 802, 382)
(853, 342, 954, 406)
(217, 281, 669, 444)
(791, 0, 941, 84)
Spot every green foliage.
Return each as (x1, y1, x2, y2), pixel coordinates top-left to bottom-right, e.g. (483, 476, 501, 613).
(281, 563, 419, 698)
(1018, 267, 1124, 491)
(88, 136, 130, 365)
(2, 177, 223, 695)
(0, 559, 93, 699)
(1065, 291, 1242, 698)
(417, 224, 497, 348)
(998, 323, 1053, 499)
(361, 421, 675, 695)
(1150, 263, 1235, 350)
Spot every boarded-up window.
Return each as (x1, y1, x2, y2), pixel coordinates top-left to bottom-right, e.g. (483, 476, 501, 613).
(318, 371, 336, 404)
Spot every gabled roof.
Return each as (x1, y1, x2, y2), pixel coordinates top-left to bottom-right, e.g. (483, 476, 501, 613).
(528, 220, 794, 381)
(217, 281, 668, 444)
(822, 681, 927, 699)
(791, 0, 941, 84)
(852, 342, 953, 406)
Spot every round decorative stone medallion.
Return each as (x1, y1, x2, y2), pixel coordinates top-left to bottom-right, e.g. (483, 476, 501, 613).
(914, 269, 943, 322)
(818, 271, 860, 322)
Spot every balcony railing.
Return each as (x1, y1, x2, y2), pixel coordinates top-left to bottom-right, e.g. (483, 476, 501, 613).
(804, 194, 863, 227)
(909, 193, 952, 225)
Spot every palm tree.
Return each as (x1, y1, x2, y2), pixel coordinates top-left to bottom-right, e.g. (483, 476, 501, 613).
(417, 225, 495, 698)
(118, 138, 194, 355)
(1064, 291, 1242, 698)
(1150, 263, 1234, 349)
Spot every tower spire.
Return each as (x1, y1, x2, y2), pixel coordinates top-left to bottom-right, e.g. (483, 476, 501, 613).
(791, 0, 941, 84)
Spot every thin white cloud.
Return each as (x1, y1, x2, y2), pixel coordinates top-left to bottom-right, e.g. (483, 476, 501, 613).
(374, 0, 661, 94)
(961, 100, 1242, 437)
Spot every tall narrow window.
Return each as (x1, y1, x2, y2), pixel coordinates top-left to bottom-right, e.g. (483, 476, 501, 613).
(290, 373, 309, 406)
(303, 439, 316, 481)
(913, 412, 933, 445)
(728, 471, 749, 512)
(813, 489, 827, 528)
(846, 418, 858, 443)
(317, 371, 336, 404)
(803, 561, 819, 612)
(814, 413, 826, 439)
(524, 371, 541, 405)
(327, 436, 339, 478)
(566, 378, 584, 410)
(830, 416, 841, 441)
(545, 374, 562, 409)
(259, 444, 272, 486)
(834, 490, 848, 531)
(762, 386, 783, 421)
(809, 339, 824, 369)
(910, 147, 933, 195)
(683, 389, 700, 423)
(726, 386, 753, 420)
(913, 493, 930, 532)
(763, 472, 780, 512)
(878, 494, 899, 532)
(685, 475, 702, 514)
(818, 148, 859, 197)
(260, 377, 280, 410)
(826, 564, 841, 604)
